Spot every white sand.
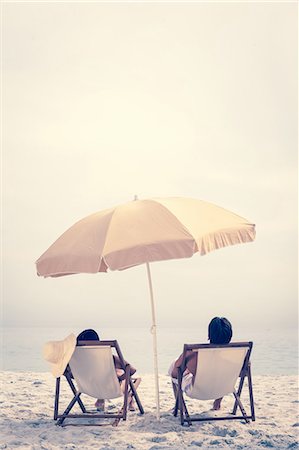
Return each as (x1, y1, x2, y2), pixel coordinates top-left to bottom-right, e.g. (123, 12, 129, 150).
(1, 372, 298, 450)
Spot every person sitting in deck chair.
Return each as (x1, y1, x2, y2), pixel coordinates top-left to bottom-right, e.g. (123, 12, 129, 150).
(168, 317, 233, 410)
(70, 329, 141, 412)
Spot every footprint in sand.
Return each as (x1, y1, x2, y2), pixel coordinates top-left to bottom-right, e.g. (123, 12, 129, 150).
(212, 426, 238, 437)
(190, 441, 202, 447)
(150, 436, 167, 443)
(260, 439, 275, 448)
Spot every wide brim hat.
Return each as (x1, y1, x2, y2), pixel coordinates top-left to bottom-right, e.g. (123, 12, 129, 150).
(43, 333, 76, 378)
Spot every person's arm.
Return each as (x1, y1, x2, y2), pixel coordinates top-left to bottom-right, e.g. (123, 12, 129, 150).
(113, 355, 136, 377)
(171, 350, 196, 379)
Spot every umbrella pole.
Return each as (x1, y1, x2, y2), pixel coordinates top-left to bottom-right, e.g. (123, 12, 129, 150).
(146, 261, 161, 420)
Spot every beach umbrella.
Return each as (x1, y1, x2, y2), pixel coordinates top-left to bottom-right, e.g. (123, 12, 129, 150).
(36, 196, 255, 419)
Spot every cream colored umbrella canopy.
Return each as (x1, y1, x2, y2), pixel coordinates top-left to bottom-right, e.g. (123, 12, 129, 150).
(36, 197, 255, 418)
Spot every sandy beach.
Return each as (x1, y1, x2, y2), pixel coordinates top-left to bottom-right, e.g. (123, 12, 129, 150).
(2, 2, 297, 450)
(1, 372, 298, 450)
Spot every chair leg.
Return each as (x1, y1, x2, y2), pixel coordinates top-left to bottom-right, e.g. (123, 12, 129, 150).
(178, 389, 192, 426)
(54, 377, 60, 420)
(247, 365, 255, 421)
(181, 395, 191, 426)
(177, 371, 185, 425)
(57, 392, 82, 426)
(232, 375, 245, 415)
(172, 382, 179, 417)
(122, 367, 130, 421)
(129, 378, 144, 414)
(177, 379, 186, 425)
(65, 374, 87, 413)
(174, 396, 179, 417)
(233, 391, 249, 424)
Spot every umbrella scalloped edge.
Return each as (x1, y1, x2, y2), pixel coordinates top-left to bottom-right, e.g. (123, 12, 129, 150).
(198, 226, 256, 256)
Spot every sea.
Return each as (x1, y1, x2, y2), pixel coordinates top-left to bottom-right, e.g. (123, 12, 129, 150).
(1, 326, 298, 375)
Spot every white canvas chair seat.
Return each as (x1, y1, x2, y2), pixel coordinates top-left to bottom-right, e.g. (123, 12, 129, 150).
(69, 346, 122, 399)
(53, 340, 144, 426)
(188, 347, 247, 400)
(173, 342, 255, 426)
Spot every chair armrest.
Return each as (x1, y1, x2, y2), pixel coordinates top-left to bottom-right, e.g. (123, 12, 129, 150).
(118, 363, 131, 381)
(239, 360, 250, 378)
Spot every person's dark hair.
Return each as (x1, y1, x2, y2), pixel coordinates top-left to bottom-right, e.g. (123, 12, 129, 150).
(76, 329, 100, 344)
(208, 317, 232, 344)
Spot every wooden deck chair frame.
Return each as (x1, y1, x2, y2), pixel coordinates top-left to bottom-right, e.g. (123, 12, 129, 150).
(53, 340, 144, 426)
(173, 342, 255, 426)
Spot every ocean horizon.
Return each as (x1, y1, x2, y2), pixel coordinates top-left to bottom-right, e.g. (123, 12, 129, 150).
(1, 325, 297, 375)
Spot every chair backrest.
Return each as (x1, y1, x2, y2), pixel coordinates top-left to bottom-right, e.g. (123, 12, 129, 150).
(69, 344, 122, 399)
(185, 342, 252, 400)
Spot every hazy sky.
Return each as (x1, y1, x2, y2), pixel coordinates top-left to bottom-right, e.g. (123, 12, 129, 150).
(2, 2, 298, 330)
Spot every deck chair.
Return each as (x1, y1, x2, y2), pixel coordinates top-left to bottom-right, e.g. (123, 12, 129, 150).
(53, 340, 144, 426)
(173, 342, 255, 426)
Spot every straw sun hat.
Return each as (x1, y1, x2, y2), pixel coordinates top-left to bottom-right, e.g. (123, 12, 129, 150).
(43, 333, 76, 378)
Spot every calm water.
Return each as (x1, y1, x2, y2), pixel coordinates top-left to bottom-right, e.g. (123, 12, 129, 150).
(1, 326, 298, 375)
